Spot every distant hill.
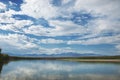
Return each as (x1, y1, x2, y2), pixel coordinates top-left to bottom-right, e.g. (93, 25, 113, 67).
(8, 52, 102, 57)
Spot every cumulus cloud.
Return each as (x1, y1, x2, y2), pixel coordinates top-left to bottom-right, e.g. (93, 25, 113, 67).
(0, 34, 38, 49)
(0, 2, 6, 11)
(23, 20, 87, 36)
(88, 19, 120, 35)
(0, 20, 33, 33)
(39, 38, 64, 44)
(38, 47, 75, 54)
(116, 45, 120, 50)
(67, 34, 120, 45)
(49, 20, 87, 36)
(0, 0, 120, 54)
(0, 10, 16, 23)
(74, 0, 120, 18)
(23, 25, 50, 36)
(20, 0, 58, 19)
(0, 34, 44, 54)
(0, 34, 75, 54)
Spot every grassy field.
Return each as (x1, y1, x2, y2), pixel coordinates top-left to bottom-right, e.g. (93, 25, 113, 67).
(0, 54, 9, 61)
(61, 58, 120, 62)
(58, 56, 120, 62)
(0, 53, 120, 62)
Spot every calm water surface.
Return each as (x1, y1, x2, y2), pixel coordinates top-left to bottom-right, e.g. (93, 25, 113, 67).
(0, 60, 120, 80)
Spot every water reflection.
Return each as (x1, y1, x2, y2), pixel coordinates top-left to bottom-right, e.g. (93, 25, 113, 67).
(0, 62, 3, 73)
(0, 61, 9, 74)
(0, 60, 120, 80)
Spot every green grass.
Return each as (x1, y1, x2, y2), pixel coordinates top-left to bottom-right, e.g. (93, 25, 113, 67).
(58, 56, 120, 62)
(0, 53, 120, 62)
(0, 54, 9, 62)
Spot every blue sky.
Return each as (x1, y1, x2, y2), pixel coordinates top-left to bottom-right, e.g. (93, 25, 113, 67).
(0, 0, 120, 55)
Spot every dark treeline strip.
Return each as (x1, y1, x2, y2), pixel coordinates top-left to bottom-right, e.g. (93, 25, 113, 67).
(10, 55, 120, 60)
(0, 53, 120, 62)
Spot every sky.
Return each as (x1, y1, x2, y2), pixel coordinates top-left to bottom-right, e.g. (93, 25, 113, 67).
(0, 0, 120, 55)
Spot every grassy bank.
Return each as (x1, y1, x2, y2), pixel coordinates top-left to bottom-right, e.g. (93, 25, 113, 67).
(0, 53, 120, 62)
(61, 59, 120, 63)
(0, 54, 10, 62)
(59, 56, 120, 62)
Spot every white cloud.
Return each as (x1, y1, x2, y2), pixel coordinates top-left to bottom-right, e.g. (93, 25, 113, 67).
(0, 10, 16, 23)
(0, 34, 47, 54)
(0, 34, 77, 54)
(116, 45, 120, 51)
(0, 15, 33, 33)
(62, 0, 71, 4)
(0, 9, 34, 33)
(13, 20, 33, 28)
(20, 0, 58, 19)
(0, 2, 6, 11)
(39, 38, 64, 44)
(68, 34, 120, 45)
(23, 20, 88, 36)
(0, 34, 38, 49)
(49, 20, 87, 36)
(21, 0, 120, 38)
(89, 19, 120, 34)
(0, 0, 120, 55)
(9, 1, 17, 6)
(74, 0, 120, 18)
(23, 25, 50, 36)
(1, 0, 119, 38)
(38, 47, 75, 54)
(0, 8, 34, 34)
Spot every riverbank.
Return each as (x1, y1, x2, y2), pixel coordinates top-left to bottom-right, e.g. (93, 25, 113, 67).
(0, 53, 120, 62)
(61, 59, 120, 63)
(59, 56, 120, 62)
(0, 54, 10, 63)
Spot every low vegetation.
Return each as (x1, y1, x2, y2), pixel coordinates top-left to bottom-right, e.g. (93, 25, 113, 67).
(0, 48, 120, 62)
(0, 54, 9, 62)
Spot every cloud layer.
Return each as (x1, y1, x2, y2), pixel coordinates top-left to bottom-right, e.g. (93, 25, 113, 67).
(0, 0, 120, 55)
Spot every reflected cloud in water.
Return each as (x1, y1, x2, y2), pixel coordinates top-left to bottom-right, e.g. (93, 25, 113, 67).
(0, 60, 120, 80)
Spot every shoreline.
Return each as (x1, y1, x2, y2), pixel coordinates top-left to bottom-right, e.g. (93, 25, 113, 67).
(0, 53, 120, 63)
(61, 59, 120, 63)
